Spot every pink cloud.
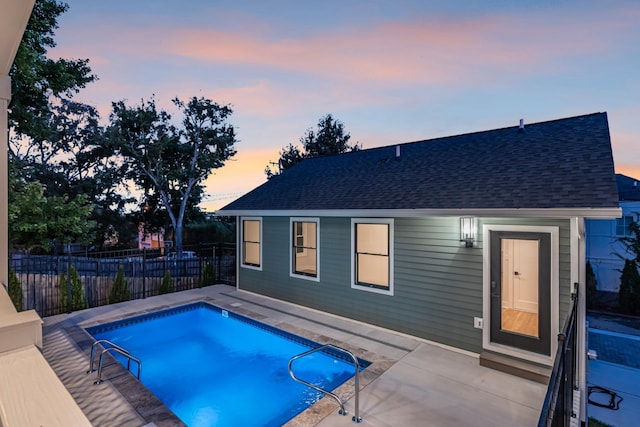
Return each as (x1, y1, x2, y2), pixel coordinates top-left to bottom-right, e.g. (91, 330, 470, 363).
(159, 6, 637, 87)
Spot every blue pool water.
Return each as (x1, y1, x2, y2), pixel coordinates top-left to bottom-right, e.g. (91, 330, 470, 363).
(87, 302, 368, 427)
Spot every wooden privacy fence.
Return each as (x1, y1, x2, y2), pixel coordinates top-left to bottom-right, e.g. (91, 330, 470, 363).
(9, 243, 236, 317)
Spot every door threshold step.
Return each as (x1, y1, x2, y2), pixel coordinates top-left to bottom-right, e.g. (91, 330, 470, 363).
(479, 351, 550, 384)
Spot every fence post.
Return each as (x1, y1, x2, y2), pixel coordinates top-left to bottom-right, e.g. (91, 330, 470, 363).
(142, 248, 146, 299)
(216, 244, 221, 283)
(95, 257, 101, 309)
(66, 245, 72, 313)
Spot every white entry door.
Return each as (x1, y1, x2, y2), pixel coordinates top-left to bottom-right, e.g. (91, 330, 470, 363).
(501, 239, 539, 313)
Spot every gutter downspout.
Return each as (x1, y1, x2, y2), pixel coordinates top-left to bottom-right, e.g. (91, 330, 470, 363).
(236, 216, 240, 290)
(573, 217, 588, 424)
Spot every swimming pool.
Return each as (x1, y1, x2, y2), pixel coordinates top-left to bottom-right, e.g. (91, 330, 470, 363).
(86, 302, 368, 426)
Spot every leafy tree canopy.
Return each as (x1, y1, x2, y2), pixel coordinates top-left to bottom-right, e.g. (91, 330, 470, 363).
(8, 179, 95, 251)
(9, 0, 96, 140)
(109, 96, 238, 252)
(265, 114, 360, 179)
(7, 0, 136, 251)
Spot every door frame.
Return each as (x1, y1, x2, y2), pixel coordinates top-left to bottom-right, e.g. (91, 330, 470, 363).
(482, 224, 559, 366)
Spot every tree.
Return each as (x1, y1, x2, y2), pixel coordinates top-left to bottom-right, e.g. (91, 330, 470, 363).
(617, 215, 640, 314)
(586, 261, 597, 309)
(8, 0, 134, 251)
(109, 97, 237, 254)
(183, 216, 236, 246)
(8, 269, 23, 312)
(109, 265, 130, 304)
(159, 270, 174, 294)
(9, 0, 95, 141)
(619, 259, 640, 315)
(618, 215, 640, 264)
(8, 179, 95, 251)
(201, 262, 215, 287)
(59, 266, 87, 312)
(265, 114, 360, 178)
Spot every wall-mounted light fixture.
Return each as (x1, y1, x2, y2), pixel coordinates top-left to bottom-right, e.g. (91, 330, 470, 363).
(460, 217, 477, 248)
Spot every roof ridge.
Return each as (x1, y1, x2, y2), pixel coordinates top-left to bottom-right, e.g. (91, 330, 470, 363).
(302, 112, 608, 161)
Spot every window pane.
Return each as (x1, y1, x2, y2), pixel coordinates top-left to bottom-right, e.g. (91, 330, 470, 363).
(292, 221, 317, 276)
(244, 242, 260, 266)
(244, 220, 260, 242)
(295, 248, 317, 275)
(357, 253, 389, 287)
(356, 224, 388, 255)
(616, 216, 633, 236)
(303, 222, 317, 247)
(243, 220, 260, 266)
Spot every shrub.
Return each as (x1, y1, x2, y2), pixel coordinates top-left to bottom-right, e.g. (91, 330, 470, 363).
(586, 261, 597, 309)
(619, 259, 640, 315)
(109, 265, 130, 304)
(159, 270, 174, 294)
(59, 266, 87, 312)
(8, 269, 23, 312)
(201, 262, 215, 287)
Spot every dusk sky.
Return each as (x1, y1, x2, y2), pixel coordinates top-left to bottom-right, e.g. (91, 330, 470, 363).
(50, 0, 640, 211)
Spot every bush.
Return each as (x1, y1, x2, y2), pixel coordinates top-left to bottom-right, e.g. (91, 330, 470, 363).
(619, 259, 640, 315)
(159, 270, 174, 294)
(59, 266, 87, 312)
(201, 262, 215, 287)
(586, 261, 597, 309)
(8, 269, 23, 312)
(109, 265, 130, 304)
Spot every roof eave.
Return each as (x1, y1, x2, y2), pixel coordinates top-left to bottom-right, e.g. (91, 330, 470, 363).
(215, 207, 622, 219)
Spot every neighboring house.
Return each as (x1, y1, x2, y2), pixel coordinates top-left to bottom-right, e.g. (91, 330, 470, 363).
(218, 113, 619, 418)
(586, 174, 640, 292)
(138, 224, 165, 250)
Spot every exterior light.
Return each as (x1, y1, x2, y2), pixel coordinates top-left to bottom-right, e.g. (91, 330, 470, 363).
(460, 217, 477, 248)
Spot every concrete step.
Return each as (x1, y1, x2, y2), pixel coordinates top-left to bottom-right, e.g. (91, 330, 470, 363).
(479, 351, 551, 384)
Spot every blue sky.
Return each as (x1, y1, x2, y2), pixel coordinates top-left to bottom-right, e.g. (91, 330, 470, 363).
(51, 0, 640, 210)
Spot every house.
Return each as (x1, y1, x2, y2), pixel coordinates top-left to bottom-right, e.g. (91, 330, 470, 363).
(138, 223, 166, 250)
(219, 112, 620, 421)
(586, 174, 640, 293)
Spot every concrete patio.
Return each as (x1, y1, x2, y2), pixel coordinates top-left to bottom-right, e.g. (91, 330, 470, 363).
(42, 285, 546, 427)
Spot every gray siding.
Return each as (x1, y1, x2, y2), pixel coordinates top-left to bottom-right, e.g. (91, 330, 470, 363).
(239, 216, 572, 354)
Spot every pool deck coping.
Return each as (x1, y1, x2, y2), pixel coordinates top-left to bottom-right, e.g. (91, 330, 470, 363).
(42, 285, 546, 427)
(43, 286, 403, 426)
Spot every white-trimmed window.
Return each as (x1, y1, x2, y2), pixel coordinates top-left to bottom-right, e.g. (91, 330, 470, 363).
(351, 218, 394, 295)
(290, 218, 319, 281)
(241, 217, 262, 270)
(616, 216, 634, 236)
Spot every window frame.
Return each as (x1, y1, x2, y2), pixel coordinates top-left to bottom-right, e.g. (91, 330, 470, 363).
(289, 217, 320, 282)
(616, 215, 634, 236)
(351, 218, 394, 296)
(240, 217, 262, 271)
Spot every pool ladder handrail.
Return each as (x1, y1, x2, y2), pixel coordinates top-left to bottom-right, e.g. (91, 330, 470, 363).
(288, 344, 362, 423)
(87, 339, 142, 385)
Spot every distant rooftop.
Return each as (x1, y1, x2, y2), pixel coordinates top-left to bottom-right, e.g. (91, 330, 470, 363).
(616, 174, 640, 201)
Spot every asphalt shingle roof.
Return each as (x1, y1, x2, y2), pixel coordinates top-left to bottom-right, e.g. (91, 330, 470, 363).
(221, 112, 619, 212)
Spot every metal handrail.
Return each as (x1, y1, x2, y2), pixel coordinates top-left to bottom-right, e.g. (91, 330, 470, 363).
(87, 339, 141, 385)
(288, 344, 362, 423)
(87, 339, 130, 374)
